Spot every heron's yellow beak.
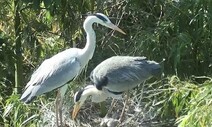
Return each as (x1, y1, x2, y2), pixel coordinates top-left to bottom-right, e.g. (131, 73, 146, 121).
(72, 102, 81, 119)
(107, 23, 126, 35)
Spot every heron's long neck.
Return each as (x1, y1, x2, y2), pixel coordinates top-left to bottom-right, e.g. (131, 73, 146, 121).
(81, 19, 96, 63)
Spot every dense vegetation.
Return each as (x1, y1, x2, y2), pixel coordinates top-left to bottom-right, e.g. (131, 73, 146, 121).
(0, 0, 211, 126)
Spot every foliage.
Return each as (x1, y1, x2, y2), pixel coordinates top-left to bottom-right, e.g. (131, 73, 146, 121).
(0, 0, 212, 126)
(120, 0, 212, 76)
(139, 76, 212, 127)
(177, 77, 212, 127)
(1, 94, 40, 126)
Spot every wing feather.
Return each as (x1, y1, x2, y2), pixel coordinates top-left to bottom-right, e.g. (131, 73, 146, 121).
(20, 48, 82, 103)
(91, 56, 161, 92)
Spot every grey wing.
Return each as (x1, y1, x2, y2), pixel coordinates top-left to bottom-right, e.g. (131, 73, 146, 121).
(105, 65, 152, 92)
(91, 56, 161, 92)
(20, 57, 81, 103)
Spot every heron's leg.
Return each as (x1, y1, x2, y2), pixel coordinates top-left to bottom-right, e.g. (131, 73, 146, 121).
(55, 91, 60, 127)
(55, 90, 64, 127)
(58, 95, 63, 127)
(58, 84, 69, 126)
(119, 91, 129, 122)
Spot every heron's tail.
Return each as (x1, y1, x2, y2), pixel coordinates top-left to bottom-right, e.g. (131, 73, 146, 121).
(147, 61, 162, 78)
(151, 65, 162, 78)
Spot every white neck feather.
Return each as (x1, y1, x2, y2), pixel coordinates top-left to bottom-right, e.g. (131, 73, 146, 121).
(80, 16, 97, 64)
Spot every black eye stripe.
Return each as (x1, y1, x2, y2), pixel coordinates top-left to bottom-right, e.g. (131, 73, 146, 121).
(75, 86, 93, 102)
(94, 14, 108, 22)
(75, 89, 84, 102)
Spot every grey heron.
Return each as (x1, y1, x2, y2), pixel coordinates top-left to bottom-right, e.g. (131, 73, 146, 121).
(72, 56, 161, 121)
(20, 13, 125, 126)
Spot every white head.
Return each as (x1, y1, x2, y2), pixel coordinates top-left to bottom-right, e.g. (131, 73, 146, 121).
(72, 85, 108, 119)
(84, 13, 126, 34)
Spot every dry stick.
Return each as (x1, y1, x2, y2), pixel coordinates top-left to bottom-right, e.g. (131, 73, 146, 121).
(119, 91, 129, 122)
(105, 98, 116, 117)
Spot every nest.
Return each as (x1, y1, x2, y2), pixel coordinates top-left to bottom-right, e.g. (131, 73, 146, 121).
(39, 90, 175, 127)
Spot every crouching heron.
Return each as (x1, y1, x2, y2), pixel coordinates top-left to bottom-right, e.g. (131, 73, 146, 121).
(72, 56, 162, 121)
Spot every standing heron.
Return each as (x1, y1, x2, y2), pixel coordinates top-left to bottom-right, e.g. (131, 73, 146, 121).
(72, 56, 161, 121)
(20, 13, 125, 126)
